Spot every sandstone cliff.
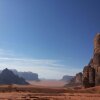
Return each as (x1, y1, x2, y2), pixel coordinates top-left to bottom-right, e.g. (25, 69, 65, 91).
(66, 72, 83, 87)
(67, 33, 100, 88)
(83, 65, 95, 88)
(75, 72, 83, 84)
(83, 33, 100, 88)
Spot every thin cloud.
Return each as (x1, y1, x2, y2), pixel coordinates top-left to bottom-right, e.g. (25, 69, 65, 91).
(0, 49, 81, 79)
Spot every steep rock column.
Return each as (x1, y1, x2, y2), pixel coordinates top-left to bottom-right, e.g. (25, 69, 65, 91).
(83, 66, 90, 88)
(75, 72, 82, 84)
(88, 67, 95, 87)
(83, 65, 95, 88)
(93, 33, 100, 85)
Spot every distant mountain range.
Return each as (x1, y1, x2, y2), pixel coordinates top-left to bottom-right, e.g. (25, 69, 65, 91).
(11, 69, 39, 81)
(0, 69, 39, 81)
(0, 68, 29, 85)
(61, 75, 74, 82)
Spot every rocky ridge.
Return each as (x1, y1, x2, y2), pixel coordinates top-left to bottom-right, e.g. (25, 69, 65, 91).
(11, 69, 39, 81)
(0, 68, 29, 85)
(0, 69, 39, 81)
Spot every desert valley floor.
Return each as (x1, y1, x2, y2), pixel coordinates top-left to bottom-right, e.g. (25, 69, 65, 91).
(0, 92, 100, 100)
(0, 80, 99, 100)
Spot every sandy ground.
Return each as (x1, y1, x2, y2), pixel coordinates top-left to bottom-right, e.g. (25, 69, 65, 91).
(0, 92, 99, 100)
(0, 85, 99, 100)
(28, 80, 67, 87)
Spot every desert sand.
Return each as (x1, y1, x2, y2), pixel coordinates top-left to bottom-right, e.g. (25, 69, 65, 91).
(0, 84, 99, 100)
(28, 80, 67, 87)
(0, 92, 100, 100)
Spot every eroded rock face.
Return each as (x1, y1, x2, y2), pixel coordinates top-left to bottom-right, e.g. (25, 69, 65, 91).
(93, 33, 100, 85)
(89, 67, 95, 85)
(82, 33, 100, 88)
(83, 66, 89, 88)
(67, 72, 82, 87)
(83, 65, 95, 88)
(88, 58, 93, 67)
(93, 53, 100, 70)
(67, 33, 100, 88)
(75, 72, 82, 84)
(94, 33, 100, 54)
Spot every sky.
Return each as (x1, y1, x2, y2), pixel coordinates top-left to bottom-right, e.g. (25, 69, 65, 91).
(0, 0, 100, 79)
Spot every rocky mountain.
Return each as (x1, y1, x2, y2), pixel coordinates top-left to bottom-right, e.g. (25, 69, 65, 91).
(0, 69, 39, 81)
(82, 33, 100, 88)
(11, 69, 39, 81)
(0, 68, 29, 85)
(61, 75, 74, 82)
(67, 33, 100, 88)
(66, 72, 83, 87)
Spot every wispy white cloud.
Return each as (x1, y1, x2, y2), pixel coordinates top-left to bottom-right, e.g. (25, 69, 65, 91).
(0, 49, 14, 57)
(0, 49, 82, 79)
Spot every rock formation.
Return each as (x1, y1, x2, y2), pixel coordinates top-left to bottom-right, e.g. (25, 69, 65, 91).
(61, 75, 74, 82)
(83, 33, 100, 88)
(93, 33, 100, 85)
(0, 68, 29, 85)
(67, 33, 100, 88)
(75, 72, 82, 84)
(0, 69, 39, 81)
(67, 72, 83, 86)
(11, 69, 39, 81)
(94, 33, 100, 54)
(83, 65, 95, 88)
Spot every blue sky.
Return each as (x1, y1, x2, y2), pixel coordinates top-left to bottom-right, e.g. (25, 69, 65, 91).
(0, 0, 100, 79)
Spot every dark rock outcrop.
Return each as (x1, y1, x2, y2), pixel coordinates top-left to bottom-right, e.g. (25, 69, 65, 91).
(66, 33, 100, 88)
(67, 72, 83, 87)
(83, 65, 95, 88)
(93, 34, 100, 85)
(0, 68, 29, 85)
(83, 66, 90, 88)
(94, 33, 100, 54)
(82, 33, 100, 88)
(12, 69, 39, 81)
(18, 72, 39, 81)
(61, 75, 74, 82)
(75, 72, 82, 84)
(0, 69, 39, 81)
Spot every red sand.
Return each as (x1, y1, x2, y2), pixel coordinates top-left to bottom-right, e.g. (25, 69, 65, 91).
(0, 85, 99, 100)
(28, 80, 67, 87)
